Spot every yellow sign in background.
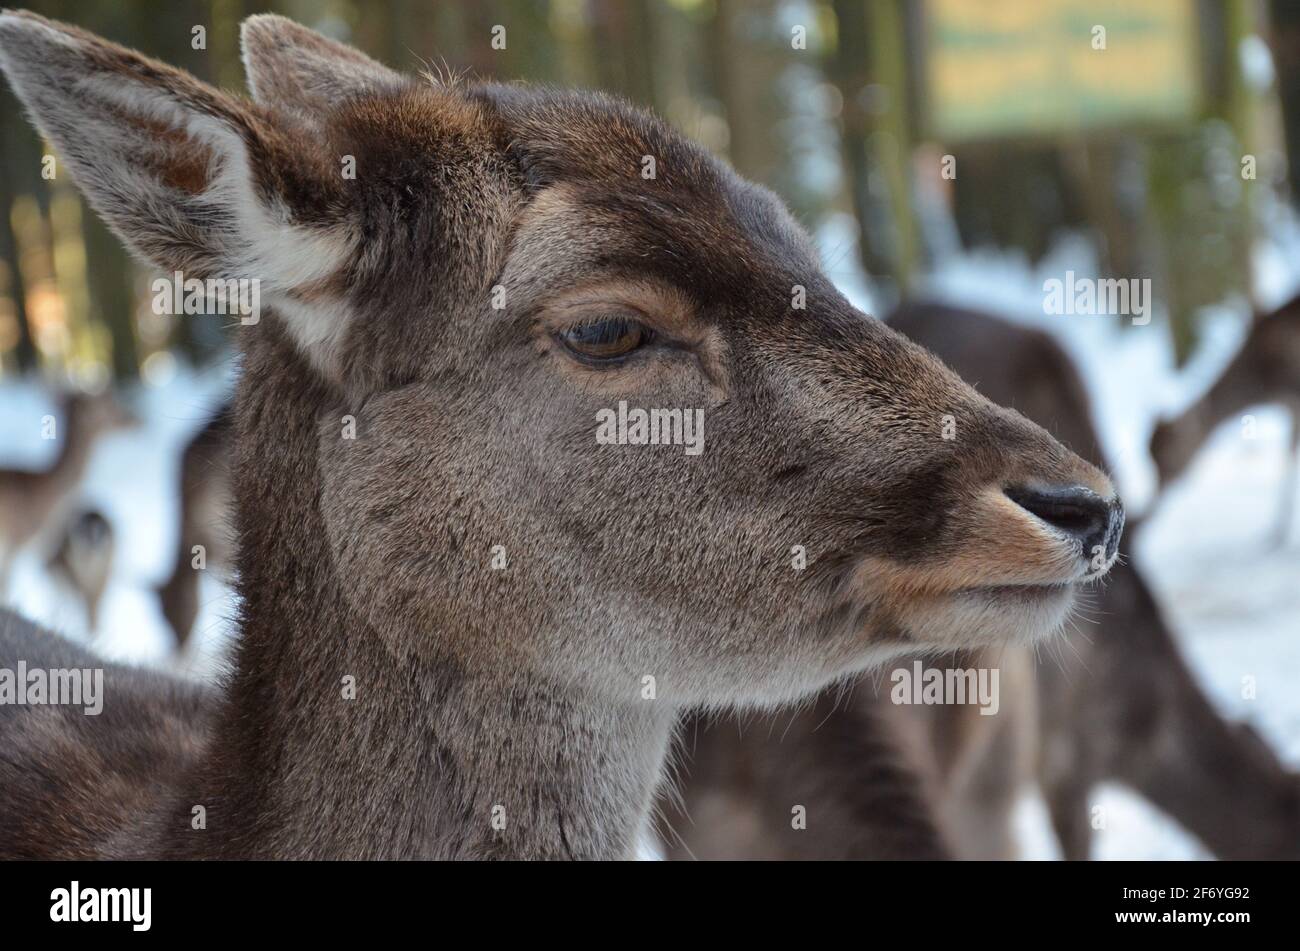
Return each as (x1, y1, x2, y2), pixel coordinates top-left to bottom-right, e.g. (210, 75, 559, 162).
(925, 0, 1200, 140)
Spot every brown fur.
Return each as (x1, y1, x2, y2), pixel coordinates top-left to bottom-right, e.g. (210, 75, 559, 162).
(0, 14, 1119, 859)
(662, 691, 953, 860)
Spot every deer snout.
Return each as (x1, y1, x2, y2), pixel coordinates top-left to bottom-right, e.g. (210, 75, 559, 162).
(1005, 483, 1124, 569)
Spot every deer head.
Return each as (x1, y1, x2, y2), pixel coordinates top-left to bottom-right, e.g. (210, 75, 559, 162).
(0, 11, 1121, 711)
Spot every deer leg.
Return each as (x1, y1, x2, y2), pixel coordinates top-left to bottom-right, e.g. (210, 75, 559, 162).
(1272, 406, 1300, 549)
(85, 586, 102, 636)
(0, 545, 13, 601)
(1042, 779, 1094, 860)
(939, 708, 1027, 859)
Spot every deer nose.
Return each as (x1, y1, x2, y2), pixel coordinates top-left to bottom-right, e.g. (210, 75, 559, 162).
(1004, 484, 1123, 563)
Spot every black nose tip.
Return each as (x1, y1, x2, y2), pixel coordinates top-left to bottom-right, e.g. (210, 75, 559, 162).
(1005, 484, 1124, 565)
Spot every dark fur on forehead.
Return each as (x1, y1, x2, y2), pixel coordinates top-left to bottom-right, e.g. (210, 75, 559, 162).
(477, 82, 818, 266)
(473, 83, 724, 196)
(331, 82, 508, 214)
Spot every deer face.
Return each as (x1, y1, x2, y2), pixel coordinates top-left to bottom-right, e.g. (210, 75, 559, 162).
(0, 13, 1122, 707)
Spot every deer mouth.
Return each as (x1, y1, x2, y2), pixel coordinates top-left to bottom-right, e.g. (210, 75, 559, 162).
(862, 578, 1082, 655)
(934, 580, 1079, 645)
(964, 581, 1074, 603)
(832, 541, 1096, 654)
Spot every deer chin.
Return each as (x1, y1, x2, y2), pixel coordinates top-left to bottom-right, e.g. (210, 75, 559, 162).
(893, 581, 1078, 651)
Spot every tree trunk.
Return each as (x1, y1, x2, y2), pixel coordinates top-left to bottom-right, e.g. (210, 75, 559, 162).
(828, 0, 918, 295)
(1271, 0, 1300, 211)
(0, 97, 39, 373)
(81, 207, 139, 382)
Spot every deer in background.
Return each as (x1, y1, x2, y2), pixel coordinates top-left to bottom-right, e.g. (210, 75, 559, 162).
(45, 508, 114, 635)
(664, 303, 1300, 860)
(0, 13, 1121, 859)
(0, 391, 133, 592)
(890, 303, 1299, 859)
(661, 688, 956, 860)
(156, 404, 234, 652)
(1032, 529, 1300, 860)
(1150, 295, 1300, 546)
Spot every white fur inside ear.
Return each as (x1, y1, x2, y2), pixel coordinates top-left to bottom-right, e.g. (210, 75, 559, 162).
(86, 73, 356, 374)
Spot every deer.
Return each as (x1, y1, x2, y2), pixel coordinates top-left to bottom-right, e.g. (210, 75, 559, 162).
(151, 401, 955, 860)
(0, 390, 133, 593)
(659, 687, 957, 860)
(0, 12, 1123, 860)
(1032, 530, 1300, 861)
(155, 403, 234, 652)
(1150, 294, 1300, 546)
(45, 507, 115, 635)
(663, 302, 1300, 860)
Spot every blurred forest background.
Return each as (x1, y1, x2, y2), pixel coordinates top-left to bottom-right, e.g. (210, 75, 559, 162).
(3, 0, 1300, 386)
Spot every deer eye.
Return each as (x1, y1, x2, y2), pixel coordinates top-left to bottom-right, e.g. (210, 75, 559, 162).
(556, 316, 653, 364)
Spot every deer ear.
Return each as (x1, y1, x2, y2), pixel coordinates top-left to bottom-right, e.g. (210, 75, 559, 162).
(0, 11, 357, 375)
(241, 15, 402, 119)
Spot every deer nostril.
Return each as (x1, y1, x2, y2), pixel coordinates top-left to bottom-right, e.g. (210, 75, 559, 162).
(1004, 484, 1123, 563)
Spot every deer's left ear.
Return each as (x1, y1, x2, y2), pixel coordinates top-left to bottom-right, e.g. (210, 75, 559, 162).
(241, 15, 403, 120)
(0, 11, 362, 379)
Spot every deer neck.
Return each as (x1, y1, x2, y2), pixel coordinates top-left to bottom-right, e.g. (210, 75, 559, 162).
(159, 330, 672, 859)
(1200, 365, 1261, 428)
(41, 403, 99, 504)
(1159, 372, 1254, 481)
